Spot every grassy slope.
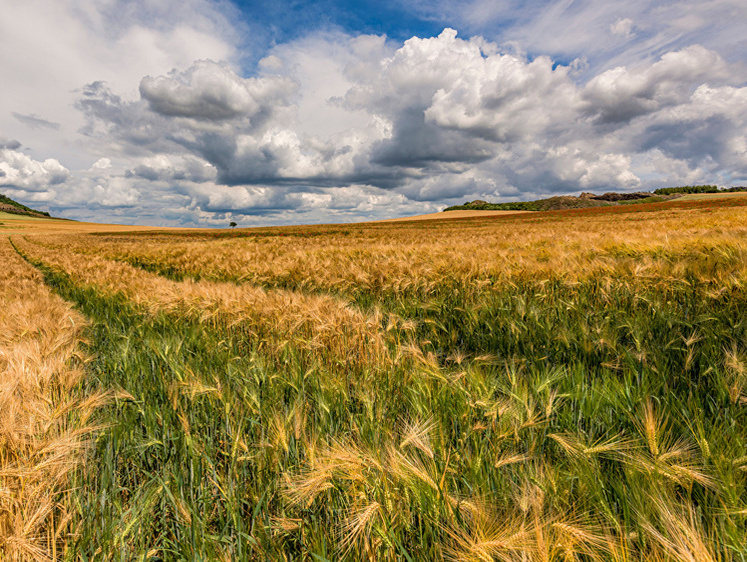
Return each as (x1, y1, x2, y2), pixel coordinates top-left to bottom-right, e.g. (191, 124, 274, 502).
(0, 210, 52, 222)
(0, 193, 51, 217)
(680, 191, 747, 201)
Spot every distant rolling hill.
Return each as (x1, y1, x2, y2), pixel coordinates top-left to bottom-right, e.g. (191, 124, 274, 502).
(445, 185, 747, 213)
(0, 193, 51, 218)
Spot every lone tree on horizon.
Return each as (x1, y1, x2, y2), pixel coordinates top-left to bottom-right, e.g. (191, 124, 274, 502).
(230, 221, 237, 228)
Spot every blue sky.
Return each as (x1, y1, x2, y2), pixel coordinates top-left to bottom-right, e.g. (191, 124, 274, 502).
(234, 0, 445, 46)
(1, 0, 746, 226)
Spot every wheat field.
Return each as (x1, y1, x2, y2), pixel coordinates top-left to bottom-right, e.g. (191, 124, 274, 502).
(4, 196, 747, 560)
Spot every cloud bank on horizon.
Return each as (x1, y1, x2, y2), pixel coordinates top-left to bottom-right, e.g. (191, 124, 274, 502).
(1, 0, 746, 226)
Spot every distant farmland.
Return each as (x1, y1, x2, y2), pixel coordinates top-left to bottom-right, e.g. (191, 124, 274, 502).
(4, 195, 747, 560)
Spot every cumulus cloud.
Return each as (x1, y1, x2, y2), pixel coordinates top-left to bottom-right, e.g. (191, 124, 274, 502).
(583, 45, 730, 123)
(345, 30, 501, 168)
(127, 154, 217, 183)
(58, 26, 747, 225)
(632, 85, 747, 173)
(140, 61, 295, 121)
(0, 147, 70, 191)
(423, 48, 581, 141)
(81, 29, 627, 194)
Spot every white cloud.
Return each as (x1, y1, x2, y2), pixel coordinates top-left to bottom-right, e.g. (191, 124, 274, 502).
(583, 45, 730, 123)
(91, 177, 142, 207)
(0, 147, 69, 191)
(547, 148, 640, 188)
(610, 18, 635, 38)
(424, 50, 580, 141)
(128, 154, 217, 183)
(139, 61, 297, 121)
(627, 84, 747, 172)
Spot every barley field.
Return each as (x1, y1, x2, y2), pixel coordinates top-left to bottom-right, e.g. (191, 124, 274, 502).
(5, 195, 747, 560)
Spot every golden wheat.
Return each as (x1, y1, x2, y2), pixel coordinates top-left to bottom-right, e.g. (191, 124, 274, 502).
(13, 235, 390, 372)
(0, 238, 100, 561)
(32, 202, 747, 298)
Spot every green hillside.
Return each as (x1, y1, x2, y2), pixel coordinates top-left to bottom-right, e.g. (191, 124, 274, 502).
(0, 193, 50, 217)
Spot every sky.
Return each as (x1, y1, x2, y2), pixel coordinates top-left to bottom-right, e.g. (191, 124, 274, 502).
(1, 0, 746, 227)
